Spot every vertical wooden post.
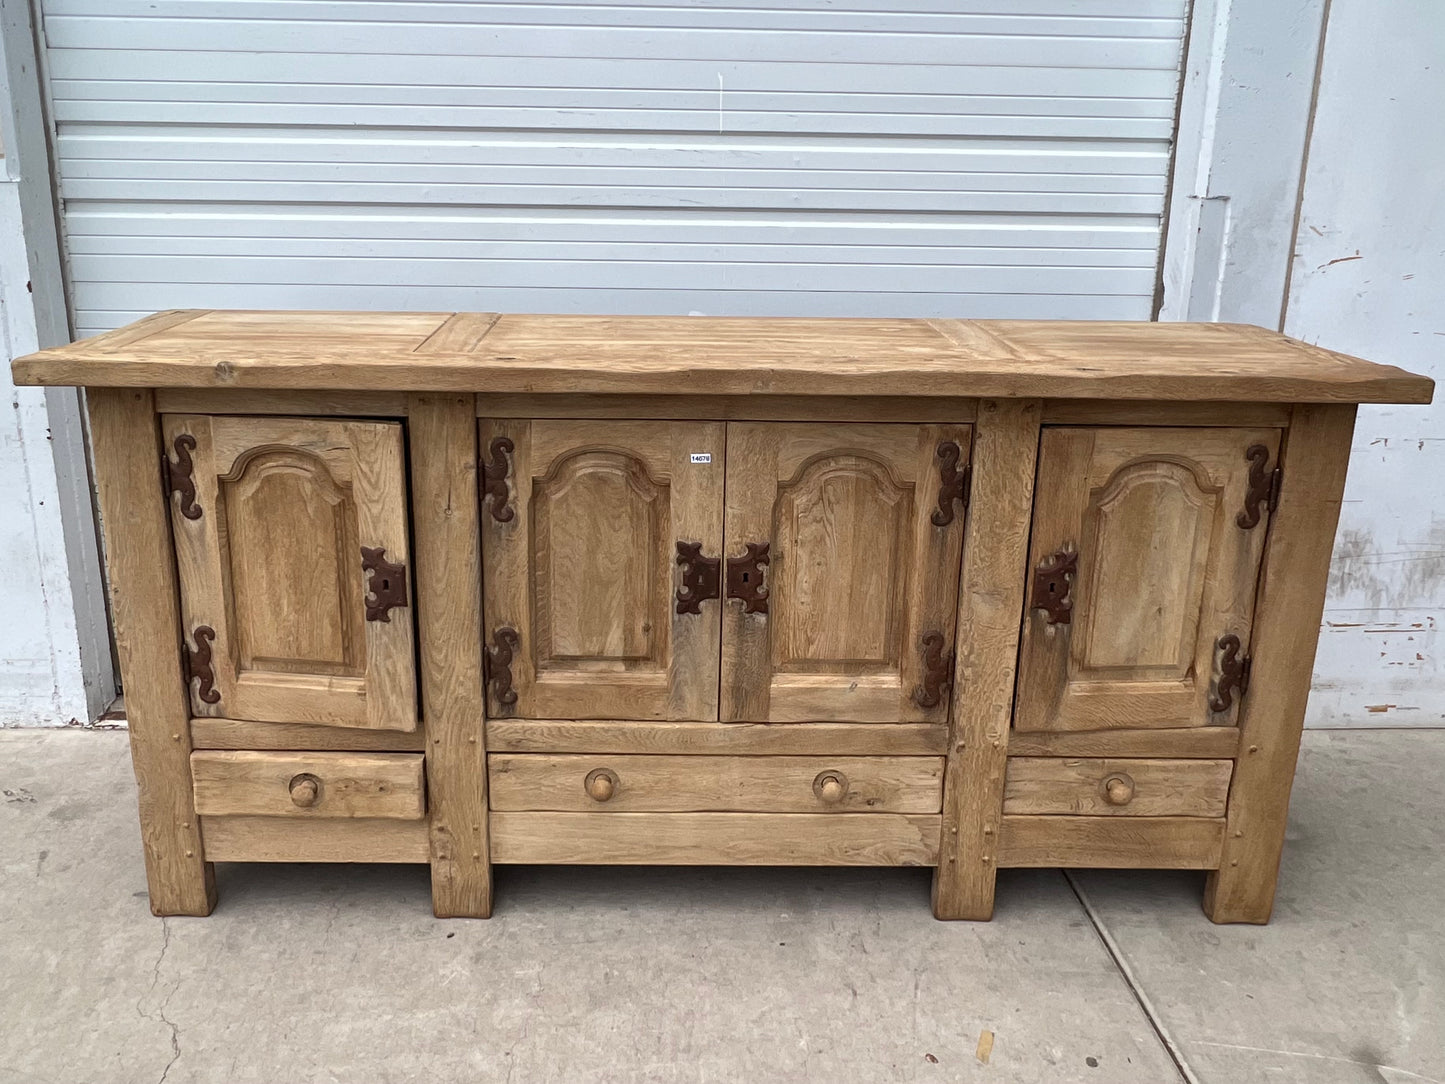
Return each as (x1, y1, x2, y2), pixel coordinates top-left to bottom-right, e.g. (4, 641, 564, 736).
(87, 387, 216, 915)
(408, 394, 492, 917)
(1205, 403, 1357, 923)
(933, 398, 1040, 920)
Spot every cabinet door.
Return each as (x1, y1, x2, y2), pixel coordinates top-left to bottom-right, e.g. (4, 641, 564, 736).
(480, 419, 725, 720)
(163, 415, 416, 730)
(721, 422, 971, 723)
(1015, 427, 1281, 732)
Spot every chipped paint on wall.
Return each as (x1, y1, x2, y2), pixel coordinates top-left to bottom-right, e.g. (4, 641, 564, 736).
(1285, 0, 1445, 728)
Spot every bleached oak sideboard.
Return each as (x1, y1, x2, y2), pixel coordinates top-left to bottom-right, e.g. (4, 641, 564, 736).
(12, 311, 1433, 922)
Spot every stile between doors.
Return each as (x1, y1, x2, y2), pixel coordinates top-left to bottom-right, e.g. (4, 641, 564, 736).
(479, 419, 973, 724)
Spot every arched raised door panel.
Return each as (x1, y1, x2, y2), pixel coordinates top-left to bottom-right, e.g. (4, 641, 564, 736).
(162, 415, 416, 731)
(1015, 427, 1282, 733)
(722, 422, 971, 723)
(480, 419, 725, 721)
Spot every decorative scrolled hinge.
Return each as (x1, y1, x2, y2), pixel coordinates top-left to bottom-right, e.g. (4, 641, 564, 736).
(485, 626, 521, 710)
(931, 441, 971, 527)
(1031, 547, 1078, 625)
(184, 625, 221, 705)
(725, 542, 770, 615)
(481, 436, 516, 523)
(1237, 443, 1282, 529)
(912, 631, 955, 709)
(1209, 633, 1252, 713)
(675, 541, 721, 615)
(162, 434, 203, 521)
(361, 547, 408, 622)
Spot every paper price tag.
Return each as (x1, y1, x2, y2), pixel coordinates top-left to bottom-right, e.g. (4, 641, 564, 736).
(690, 453, 712, 464)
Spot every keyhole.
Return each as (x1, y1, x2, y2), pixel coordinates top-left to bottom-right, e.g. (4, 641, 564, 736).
(380, 577, 391, 592)
(742, 572, 750, 583)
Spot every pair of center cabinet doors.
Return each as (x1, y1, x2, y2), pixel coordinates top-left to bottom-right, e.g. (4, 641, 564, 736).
(163, 414, 1279, 736)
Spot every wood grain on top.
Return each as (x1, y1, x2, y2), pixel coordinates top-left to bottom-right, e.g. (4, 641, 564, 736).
(10, 309, 1433, 404)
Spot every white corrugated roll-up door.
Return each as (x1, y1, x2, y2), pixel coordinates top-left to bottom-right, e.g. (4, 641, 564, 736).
(38, 1, 1190, 336)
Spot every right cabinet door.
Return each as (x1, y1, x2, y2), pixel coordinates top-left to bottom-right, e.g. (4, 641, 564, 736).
(1015, 427, 1281, 732)
(721, 422, 971, 723)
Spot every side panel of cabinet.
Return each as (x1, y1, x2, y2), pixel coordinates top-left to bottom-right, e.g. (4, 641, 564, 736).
(480, 419, 725, 720)
(722, 422, 971, 723)
(1015, 427, 1280, 732)
(163, 415, 417, 730)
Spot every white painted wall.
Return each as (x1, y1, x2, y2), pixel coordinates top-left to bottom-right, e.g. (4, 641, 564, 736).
(0, 180, 103, 725)
(1, 0, 115, 726)
(1284, 0, 1445, 726)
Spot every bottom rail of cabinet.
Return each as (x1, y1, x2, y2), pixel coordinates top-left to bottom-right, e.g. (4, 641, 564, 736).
(200, 812, 1225, 870)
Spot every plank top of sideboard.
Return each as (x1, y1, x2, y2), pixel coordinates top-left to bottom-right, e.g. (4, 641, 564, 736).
(10, 310, 1434, 404)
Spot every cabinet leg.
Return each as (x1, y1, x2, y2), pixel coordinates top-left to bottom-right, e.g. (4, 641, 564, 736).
(409, 395, 493, 918)
(88, 388, 216, 916)
(1203, 404, 1356, 925)
(932, 399, 1041, 921)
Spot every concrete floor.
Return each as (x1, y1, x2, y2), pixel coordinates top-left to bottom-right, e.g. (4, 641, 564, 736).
(0, 730, 1440, 1084)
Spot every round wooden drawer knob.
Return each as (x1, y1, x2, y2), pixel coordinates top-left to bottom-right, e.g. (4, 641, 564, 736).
(813, 771, 848, 805)
(584, 767, 618, 803)
(288, 773, 322, 808)
(1102, 773, 1135, 806)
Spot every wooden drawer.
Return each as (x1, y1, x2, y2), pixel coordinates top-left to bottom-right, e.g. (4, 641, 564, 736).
(1003, 757, 1232, 817)
(488, 754, 944, 813)
(191, 751, 425, 819)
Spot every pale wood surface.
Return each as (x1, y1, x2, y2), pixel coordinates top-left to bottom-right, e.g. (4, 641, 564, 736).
(1040, 400, 1292, 427)
(1205, 404, 1357, 923)
(480, 418, 725, 720)
(1016, 426, 1278, 732)
(474, 393, 980, 422)
(191, 751, 425, 819)
(491, 812, 941, 865)
(409, 395, 492, 917)
(1003, 758, 1232, 817)
(87, 388, 216, 915)
(997, 815, 1225, 869)
(933, 399, 1041, 920)
(489, 754, 944, 813)
(14, 311, 1431, 404)
(190, 717, 427, 751)
(721, 422, 970, 723)
(154, 389, 409, 417)
(485, 720, 949, 755)
(201, 816, 429, 862)
(1006, 727, 1240, 759)
(163, 414, 417, 730)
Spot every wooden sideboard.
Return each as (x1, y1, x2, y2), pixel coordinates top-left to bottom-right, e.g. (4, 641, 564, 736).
(12, 311, 1433, 922)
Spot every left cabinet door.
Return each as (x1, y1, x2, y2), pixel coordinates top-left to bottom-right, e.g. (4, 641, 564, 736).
(479, 418, 726, 720)
(163, 415, 417, 731)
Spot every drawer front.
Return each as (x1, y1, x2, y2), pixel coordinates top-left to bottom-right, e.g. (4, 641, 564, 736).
(1003, 757, 1231, 817)
(489, 754, 944, 813)
(192, 750, 425, 819)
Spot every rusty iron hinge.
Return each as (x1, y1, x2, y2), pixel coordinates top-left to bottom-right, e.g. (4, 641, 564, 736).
(161, 434, 202, 520)
(183, 625, 221, 705)
(931, 441, 971, 527)
(1209, 633, 1252, 713)
(1238, 444, 1283, 529)
(912, 631, 955, 709)
(485, 625, 520, 711)
(675, 541, 721, 615)
(481, 436, 515, 523)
